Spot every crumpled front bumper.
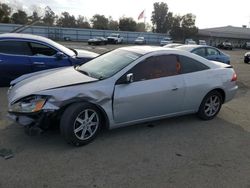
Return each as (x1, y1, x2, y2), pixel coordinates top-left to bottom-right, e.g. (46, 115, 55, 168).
(7, 111, 55, 129)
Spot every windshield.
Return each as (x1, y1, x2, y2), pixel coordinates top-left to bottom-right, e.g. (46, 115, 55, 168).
(78, 49, 142, 79)
(45, 38, 75, 56)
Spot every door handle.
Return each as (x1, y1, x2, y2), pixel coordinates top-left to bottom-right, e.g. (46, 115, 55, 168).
(33, 62, 45, 65)
(0, 60, 3, 63)
(172, 88, 178, 91)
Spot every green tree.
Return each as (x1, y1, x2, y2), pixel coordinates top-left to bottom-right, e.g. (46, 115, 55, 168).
(169, 15, 182, 40)
(42, 7, 56, 26)
(0, 3, 11, 23)
(119, 17, 136, 31)
(57, 12, 76, 27)
(91, 14, 109, 30)
(136, 23, 146, 32)
(151, 2, 170, 33)
(11, 10, 28, 24)
(76, 15, 90, 28)
(108, 17, 118, 30)
(29, 11, 39, 21)
(181, 13, 198, 39)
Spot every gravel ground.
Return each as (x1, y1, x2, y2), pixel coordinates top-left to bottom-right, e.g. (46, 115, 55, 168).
(0, 44, 250, 188)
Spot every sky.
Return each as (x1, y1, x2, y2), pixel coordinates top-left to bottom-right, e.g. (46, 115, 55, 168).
(2, 0, 250, 29)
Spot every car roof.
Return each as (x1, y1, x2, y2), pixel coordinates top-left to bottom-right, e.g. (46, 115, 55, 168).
(120, 46, 171, 55)
(0, 33, 52, 43)
(176, 44, 208, 51)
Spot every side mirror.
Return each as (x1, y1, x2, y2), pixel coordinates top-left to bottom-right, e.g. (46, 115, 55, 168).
(56, 52, 65, 60)
(126, 73, 134, 83)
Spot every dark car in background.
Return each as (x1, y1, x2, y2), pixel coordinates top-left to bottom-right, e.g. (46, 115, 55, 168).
(0, 33, 98, 86)
(176, 45, 231, 64)
(217, 41, 233, 50)
(242, 42, 250, 50)
(88, 37, 107, 45)
(244, 52, 250, 63)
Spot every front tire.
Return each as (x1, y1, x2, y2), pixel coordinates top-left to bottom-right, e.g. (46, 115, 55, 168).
(60, 103, 102, 146)
(197, 91, 222, 120)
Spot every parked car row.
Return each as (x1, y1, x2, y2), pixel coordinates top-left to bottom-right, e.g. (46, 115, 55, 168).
(88, 33, 123, 45)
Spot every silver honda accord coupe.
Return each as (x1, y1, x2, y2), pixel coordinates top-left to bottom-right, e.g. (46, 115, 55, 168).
(7, 46, 238, 146)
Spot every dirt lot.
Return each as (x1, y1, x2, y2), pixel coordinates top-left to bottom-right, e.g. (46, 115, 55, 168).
(0, 44, 250, 188)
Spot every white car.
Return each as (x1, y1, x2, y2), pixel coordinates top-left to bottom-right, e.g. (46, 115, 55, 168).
(8, 46, 238, 146)
(107, 33, 123, 44)
(185, 39, 197, 45)
(199, 40, 207, 45)
(134, 37, 146, 45)
(160, 37, 173, 46)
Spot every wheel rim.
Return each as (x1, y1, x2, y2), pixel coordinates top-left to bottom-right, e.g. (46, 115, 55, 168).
(204, 95, 221, 117)
(73, 109, 99, 140)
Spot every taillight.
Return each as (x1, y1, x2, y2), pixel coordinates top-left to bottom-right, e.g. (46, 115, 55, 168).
(231, 72, 237, 81)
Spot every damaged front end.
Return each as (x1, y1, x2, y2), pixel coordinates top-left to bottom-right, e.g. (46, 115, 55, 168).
(8, 95, 60, 134)
(8, 79, 113, 135)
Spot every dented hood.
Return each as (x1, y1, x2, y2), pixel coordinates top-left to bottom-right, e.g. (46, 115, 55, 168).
(8, 67, 98, 103)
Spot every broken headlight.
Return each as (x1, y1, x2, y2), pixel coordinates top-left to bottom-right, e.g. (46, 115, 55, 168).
(9, 95, 48, 113)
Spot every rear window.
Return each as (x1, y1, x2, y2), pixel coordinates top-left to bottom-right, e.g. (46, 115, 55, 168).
(179, 55, 209, 74)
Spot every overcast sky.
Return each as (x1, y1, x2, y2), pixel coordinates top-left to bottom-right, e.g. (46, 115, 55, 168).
(2, 0, 250, 29)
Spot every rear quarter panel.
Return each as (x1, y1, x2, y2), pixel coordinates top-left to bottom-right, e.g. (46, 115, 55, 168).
(182, 68, 233, 112)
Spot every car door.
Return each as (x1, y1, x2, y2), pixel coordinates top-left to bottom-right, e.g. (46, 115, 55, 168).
(113, 54, 185, 124)
(0, 40, 32, 86)
(28, 42, 71, 72)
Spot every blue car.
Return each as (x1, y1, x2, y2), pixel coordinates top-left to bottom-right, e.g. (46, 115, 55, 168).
(0, 33, 98, 86)
(176, 45, 230, 64)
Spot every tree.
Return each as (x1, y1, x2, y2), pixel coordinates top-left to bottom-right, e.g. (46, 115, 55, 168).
(136, 23, 146, 32)
(76, 15, 90, 28)
(0, 3, 11, 23)
(57, 12, 76, 27)
(42, 7, 56, 26)
(11, 10, 28, 24)
(151, 2, 170, 33)
(29, 11, 39, 22)
(169, 15, 182, 40)
(169, 13, 198, 41)
(119, 17, 136, 31)
(181, 13, 198, 39)
(91, 14, 109, 30)
(108, 17, 118, 30)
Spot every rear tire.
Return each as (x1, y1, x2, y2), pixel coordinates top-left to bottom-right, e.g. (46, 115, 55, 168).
(244, 57, 249, 64)
(197, 91, 222, 120)
(60, 103, 102, 146)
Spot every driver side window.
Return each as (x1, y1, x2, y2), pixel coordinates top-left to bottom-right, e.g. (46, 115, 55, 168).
(124, 55, 180, 82)
(29, 42, 57, 57)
